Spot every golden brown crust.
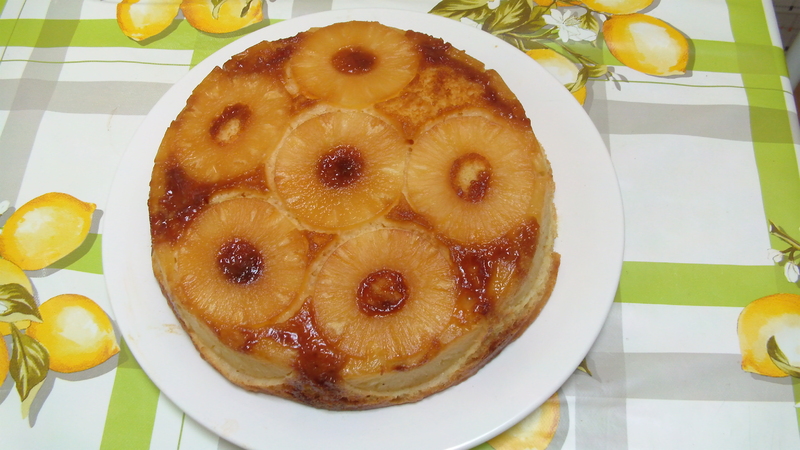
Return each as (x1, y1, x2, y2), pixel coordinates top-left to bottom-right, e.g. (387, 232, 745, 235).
(149, 21, 558, 410)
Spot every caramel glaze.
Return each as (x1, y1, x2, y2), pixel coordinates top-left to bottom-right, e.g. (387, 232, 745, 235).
(317, 145, 364, 189)
(386, 196, 432, 230)
(301, 230, 336, 261)
(220, 35, 320, 116)
(217, 238, 263, 285)
(357, 269, 408, 316)
(265, 303, 347, 401)
(447, 220, 540, 317)
(331, 46, 376, 74)
(222, 35, 302, 75)
(150, 164, 268, 244)
(387, 196, 540, 319)
(210, 104, 250, 145)
(405, 30, 529, 126)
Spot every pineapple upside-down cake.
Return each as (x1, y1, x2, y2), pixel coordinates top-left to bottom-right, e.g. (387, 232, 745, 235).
(149, 21, 560, 410)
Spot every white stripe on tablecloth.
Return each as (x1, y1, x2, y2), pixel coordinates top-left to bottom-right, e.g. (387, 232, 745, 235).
(608, 133, 770, 266)
(649, 0, 735, 42)
(16, 111, 146, 213)
(150, 392, 185, 450)
(622, 304, 742, 355)
(603, 69, 747, 106)
(58, 60, 190, 84)
(627, 398, 800, 449)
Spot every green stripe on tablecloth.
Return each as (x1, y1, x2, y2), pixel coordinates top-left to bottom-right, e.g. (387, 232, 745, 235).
(73, 19, 200, 50)
(619, 262, 800, 307)
(584, 37, 786, 75)
(0, 17, 16, 51)
(100, 339, 160, 450)
(794, 377, 800, 432)
(755, 141, 800, 234)
(1, 18, 279, 53)
(701, 1, 800, 425)
(727, 0, 800, 248)
(729, 0, 772, 45)
(2, 19, 197, 49)
(0, 18, 79, 49)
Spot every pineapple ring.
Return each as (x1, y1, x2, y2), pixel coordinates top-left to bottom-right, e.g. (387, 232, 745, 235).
(289, 21, 420, 108)
(407, 115, 543, 244)
(167, 67, 291, 183)
(312, 228, 457, 360)
(175, 198, 307, 328)
(272, 111, 408, 230)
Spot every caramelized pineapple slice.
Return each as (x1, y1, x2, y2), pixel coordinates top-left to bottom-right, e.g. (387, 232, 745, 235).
(175, 198, 307, 328)
(289, 21, 420, 108)
(271, 111, 408, 230)
(406, 115, 546, 244)
(312, 229, 457, 361)
(167, 68, 291, 183)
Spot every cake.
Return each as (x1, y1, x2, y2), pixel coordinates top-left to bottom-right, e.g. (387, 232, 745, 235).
(148, 20, 559, 410)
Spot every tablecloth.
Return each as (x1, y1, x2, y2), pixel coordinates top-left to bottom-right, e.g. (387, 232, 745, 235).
(2, 0, 800, 448)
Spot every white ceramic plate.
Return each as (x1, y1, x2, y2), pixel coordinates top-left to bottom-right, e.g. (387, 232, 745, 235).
(104, 8, 623, 450)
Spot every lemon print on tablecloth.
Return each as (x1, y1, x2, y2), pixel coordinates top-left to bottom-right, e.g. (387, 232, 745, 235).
(181, 0, 263, 34)
(526, 49, 587, 105)
(583, 0, 653, 14)
(0, 258, 33, 335)
(116, 0, 182, 42)
(738, 293, 800, 377)
(0, 192, 95, 271)
(0, 337, 9, 384)
(25, 294, 119, 374)
(489, 391, 560, 449)
(532, 1, 578, 6)
(603, 13, 689, 76)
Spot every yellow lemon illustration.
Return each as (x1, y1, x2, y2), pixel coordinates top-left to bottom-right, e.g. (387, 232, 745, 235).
(489, 391, 560, 449)
(117, 0, 181, 42)
(526, 49, 587, 105)
(583, 0, 653, 14)
(737, 293, 800, 377)
(181, 0, 263, 34)
(25, 294, 120, 374)
(0, 338, 8, 383)
(533, 0, 578, 5)
(603, 13, 688, 76)
(0, 192, 95, 271)
(0, 258, 33, 335)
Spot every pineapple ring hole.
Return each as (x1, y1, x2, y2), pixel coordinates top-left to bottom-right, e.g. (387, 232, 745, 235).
(317, 145, 364, 189)
(450, 153, 492, 203)
(331, 46, 376, 74)
(357, 269, 409, 317)
(210, 103, 251, 145)
(217, 237, 264, 285)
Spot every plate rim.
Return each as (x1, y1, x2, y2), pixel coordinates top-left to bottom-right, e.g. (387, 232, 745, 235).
(102, 8, 624, 450)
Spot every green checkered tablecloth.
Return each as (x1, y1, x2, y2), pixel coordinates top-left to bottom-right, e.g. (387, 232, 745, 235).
(2, 0, 800, 448)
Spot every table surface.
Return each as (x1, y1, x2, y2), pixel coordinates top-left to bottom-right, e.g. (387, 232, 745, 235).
(2, 1, 800, 449)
